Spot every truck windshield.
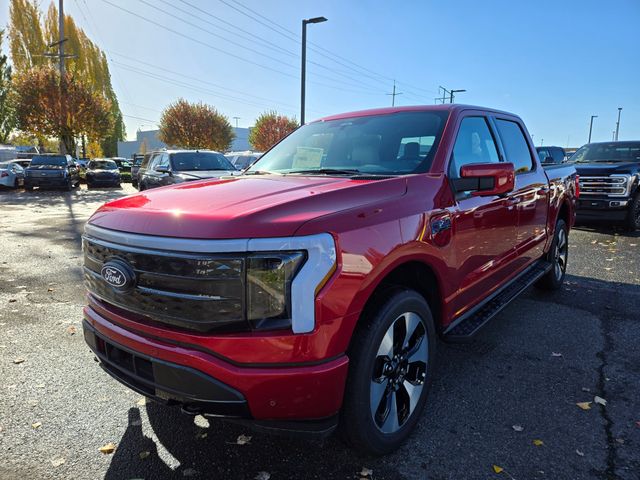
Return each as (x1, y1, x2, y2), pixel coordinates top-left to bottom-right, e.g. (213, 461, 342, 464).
(30, 155, 67, 166)
(246, 111, 449, 176)
(171, 152, 235, 171)
(88, 160, 118, 170)
(573, 142, 640, 163)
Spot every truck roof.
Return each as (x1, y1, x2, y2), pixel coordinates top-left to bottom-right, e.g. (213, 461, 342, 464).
(316, 104, 517, 122)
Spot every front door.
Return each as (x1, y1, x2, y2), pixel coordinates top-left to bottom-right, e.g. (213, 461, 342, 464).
(446, 115, 518, 318)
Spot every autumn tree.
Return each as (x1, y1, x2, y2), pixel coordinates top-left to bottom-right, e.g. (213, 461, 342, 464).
(12, 66, 113, 153)
(0, 29, 16, 143)
(8, 0, 125, 154)
(158, 99, 235, 151)
(249, 111, 299, 151)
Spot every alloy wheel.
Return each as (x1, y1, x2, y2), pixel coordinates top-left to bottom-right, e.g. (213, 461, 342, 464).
(370, 312, 428, 434)
(554, 228, 568, 280)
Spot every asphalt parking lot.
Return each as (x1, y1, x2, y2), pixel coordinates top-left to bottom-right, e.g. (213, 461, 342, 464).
(0, 185, 638, 480)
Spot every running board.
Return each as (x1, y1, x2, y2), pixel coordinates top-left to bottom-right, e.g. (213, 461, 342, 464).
(443, 260, 552, 342)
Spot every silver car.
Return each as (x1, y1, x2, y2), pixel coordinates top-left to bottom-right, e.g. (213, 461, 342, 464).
(0, 161, 25, 189)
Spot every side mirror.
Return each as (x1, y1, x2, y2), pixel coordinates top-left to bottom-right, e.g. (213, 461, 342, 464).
(155, 165, 171, 174)
(457, 162, 515, 197)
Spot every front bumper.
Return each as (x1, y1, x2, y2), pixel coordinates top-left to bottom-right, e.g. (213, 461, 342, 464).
(576, 197, 630, 221)
(25, 177, 68, 188)
(87, 176, 120, 186)
(83, 304, 349, 424)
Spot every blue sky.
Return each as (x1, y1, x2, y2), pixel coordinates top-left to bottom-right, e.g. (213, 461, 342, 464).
(1, 0, 638, 147)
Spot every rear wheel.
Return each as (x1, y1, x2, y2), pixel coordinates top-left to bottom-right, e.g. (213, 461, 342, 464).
(340, 289, 436, 455)
(537, 218, 568, 290)
(626, 194, 640, 232)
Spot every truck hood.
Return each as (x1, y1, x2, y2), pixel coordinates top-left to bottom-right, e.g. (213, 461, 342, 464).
(88, 174, 407, 239)
(574, 161, 640, 176)
(174, 170, 238, 182)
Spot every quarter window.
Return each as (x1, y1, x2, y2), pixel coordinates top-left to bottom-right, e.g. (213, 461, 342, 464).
(495, 119, 533, 174)
(449, 117, 500, 179)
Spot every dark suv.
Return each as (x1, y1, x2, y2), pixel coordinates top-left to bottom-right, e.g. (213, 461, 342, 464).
(573, 141, 640, 230)
(24, 154, 81, 191)
(138, 150, 237, 191)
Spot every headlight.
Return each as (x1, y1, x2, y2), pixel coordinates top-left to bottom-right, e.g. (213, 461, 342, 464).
(246, 252, 305, 330)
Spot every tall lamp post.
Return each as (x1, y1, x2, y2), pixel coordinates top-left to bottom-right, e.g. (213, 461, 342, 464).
(449, 89, 466, 103)
(300, 16, 327, 125)
(588, 115, 597, 143)
(614, 107, 622, 141)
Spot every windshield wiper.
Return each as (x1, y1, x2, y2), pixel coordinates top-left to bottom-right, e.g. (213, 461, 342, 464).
(242, 170, 279, 175)
(287, 168, 361, 176)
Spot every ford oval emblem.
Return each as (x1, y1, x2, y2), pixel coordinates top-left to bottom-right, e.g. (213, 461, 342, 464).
(101, 260, 135, 291)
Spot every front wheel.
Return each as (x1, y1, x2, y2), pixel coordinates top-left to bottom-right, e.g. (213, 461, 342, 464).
(626, 194, 640, 232)
(340, 289, 436, 455)
(537, 218, 568, 290)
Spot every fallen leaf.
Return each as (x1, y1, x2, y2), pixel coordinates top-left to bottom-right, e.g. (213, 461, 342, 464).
(493, 465, 504, 473)
(31, 422, 42, 429)
(360, 467, 373, 477)
(254, 473, 270, 480)
(594, 396, 607, 406)
(13, 357, 25, 364)
(581, 387, 591, 393)
(51, 457, 65, 467)
(136, 397, 146, 406)
(576, 402, 592, 410)
(99, 443, 116, 454)
(139, 451, 150, 460)
(551, 352, 563, 357)
(533, 439, 544, 446)
(47, 288, 54, 292)
(512, 424, 524, 432)
(235, 434, 252, 445)
(576, 449, 584, 457)
(196, 431, 208, 439)
(8, 299, 16, 303)
(183, 468, 199, 477)
(616, 438, 625, 444)
(66, 325, 77, 335)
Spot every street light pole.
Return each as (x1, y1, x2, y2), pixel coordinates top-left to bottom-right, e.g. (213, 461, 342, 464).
(449, 89, 466, 103)
(300, 16, 327, 125)
(614, 107, 622, 141)
(588, 115, 597, 143)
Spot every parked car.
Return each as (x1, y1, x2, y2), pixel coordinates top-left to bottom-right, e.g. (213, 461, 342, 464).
(138, 150, 237, 191)
(536, 146, 567, 165)
(0, 161, 25, 189)
(130, 154, 145, 188)
(134, 151, 162, 190)
(24, 154, 80, 191)
(8, 158, 31, 170)
(76, 158, 90, 169)
(225, 151, 262, 170)
(81, 105, 577, 455)
(111, 157, 132, 172)
(86, 159, 122, 188)
(573, 141, 640, 230)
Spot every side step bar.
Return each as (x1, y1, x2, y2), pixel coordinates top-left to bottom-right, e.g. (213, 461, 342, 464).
(443, 260, 552, 342)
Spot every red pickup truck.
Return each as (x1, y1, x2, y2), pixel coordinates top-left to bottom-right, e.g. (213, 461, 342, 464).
(82, 105, 578, 454)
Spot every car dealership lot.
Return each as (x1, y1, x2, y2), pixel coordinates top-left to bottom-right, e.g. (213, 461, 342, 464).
(0, 186, 638, 480)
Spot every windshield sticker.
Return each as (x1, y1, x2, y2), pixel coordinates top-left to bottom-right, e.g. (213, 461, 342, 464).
(292, 147, 324, 169)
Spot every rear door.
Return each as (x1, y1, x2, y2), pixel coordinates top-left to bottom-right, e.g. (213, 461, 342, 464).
(493, 117, 549, 265)
(447, 115, 518, 316)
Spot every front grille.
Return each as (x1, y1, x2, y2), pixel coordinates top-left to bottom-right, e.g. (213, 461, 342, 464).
(578, 175, 630, 196)
(83, 236, 246, 332)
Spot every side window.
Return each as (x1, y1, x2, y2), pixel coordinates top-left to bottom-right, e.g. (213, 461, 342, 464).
(156, 154, 170, 169)
(537, 148, 550, 163)
(449, 117, 499, 179)
(551, 147, 565, 164)
(495, 119, 533, 174)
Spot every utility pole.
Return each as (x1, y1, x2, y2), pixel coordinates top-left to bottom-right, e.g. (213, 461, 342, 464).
(300, 16, 327, 125)
(449, 89, 466, 103)
(233, 117, 240, 128)
(588, 115, 597, 143)
(386, 80, 402, 106)
(437, 86, 450, 104)
(614, 107, 622, 141)
(541, 138, 544, 146)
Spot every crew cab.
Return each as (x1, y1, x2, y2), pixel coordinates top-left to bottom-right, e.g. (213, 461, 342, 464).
(24, 154, 80, 191)
(81, 105, 577, 455)
(572, 141, 640, 231)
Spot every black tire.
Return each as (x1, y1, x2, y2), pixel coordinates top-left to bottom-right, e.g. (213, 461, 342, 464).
(536, 218, 568, 290)
(86, 182, 93, 189)
(65, 180, 72, 191)
(340, 288, 436, 455)
(13, 178, 19, 189)
(626, 193, 640, 232)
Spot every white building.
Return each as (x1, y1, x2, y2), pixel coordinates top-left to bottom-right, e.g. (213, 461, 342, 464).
(117, 128, 251, 158)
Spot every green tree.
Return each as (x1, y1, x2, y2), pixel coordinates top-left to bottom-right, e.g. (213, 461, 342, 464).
(8, 0, 47, 71)
(158, 99, 235, 151)
(249, 111, 299, 151)
(0, 29, 17, 143)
